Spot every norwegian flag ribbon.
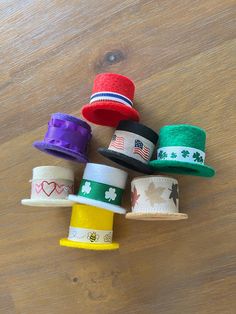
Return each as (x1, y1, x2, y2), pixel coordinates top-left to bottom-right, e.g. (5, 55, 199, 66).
(90, 91, 133, 107)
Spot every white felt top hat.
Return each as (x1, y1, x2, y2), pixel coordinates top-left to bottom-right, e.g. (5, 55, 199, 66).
(68, 163, 128, 214)
(21, 166, 74, 207)
(126, 175, 188, 220)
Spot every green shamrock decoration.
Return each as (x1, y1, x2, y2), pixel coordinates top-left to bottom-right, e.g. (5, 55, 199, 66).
(81, 181, 92, 194)
(193, 151, 203, 163)
(158, 150, 168, 160)
(181, 150, 190, 158)
(105, 187, 117, 202)
(170, 152, 177, 159)
(199, 156, 204, 163)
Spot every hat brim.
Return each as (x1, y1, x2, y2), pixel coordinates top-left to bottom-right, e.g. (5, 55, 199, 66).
(33, 141, 88, 163)
(149, 160, 215, 177)
(68, 195, 126, 214)
(21, 199, 74, 207)
(81, 101, 140, 127)
(60, 238, 119, 250)
(126, 212, 188, 221)
(98, 148, 154, 174)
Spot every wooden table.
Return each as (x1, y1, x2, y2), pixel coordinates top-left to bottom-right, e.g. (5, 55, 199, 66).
(0, 1, 235, 313)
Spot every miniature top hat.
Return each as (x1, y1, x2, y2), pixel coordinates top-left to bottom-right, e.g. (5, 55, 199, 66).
(81, 73, 140, 127)
(21, 166, 74, 207)
(68, 163, 128, 214)
(126, 175, 188, 220)
(60, 204, 119, 250)
(33, 113, 92, 162)
(98, 120, 158, 174)
(149, 124, 215, 177)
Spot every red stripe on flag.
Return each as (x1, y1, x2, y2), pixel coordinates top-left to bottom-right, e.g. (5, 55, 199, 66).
(133, 147, 150, 161)
(110, 136, 124, 150)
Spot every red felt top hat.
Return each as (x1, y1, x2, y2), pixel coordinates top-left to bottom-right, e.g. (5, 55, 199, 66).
(81, 73, 140, 127)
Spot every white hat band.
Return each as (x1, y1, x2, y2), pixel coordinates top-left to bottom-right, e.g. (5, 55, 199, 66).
(31, 179, 74, 200)
(68, 227, 113, 244)
(108, 130, 155, 164)
(157, 146, 205, 164)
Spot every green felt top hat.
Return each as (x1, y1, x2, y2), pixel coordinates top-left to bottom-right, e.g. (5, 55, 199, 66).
(149, 124, 215, 177)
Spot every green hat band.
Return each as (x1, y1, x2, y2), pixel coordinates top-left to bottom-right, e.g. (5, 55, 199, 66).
(159, 125, 206, 151)
(157, 146, 205, 164)
(77, 179, 123, 206)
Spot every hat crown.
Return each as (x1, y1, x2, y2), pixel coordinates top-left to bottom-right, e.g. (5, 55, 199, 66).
(70, 204, 114, 229)
(32, 166, 74, 181)
(159, 124, 206, 151)
(83, 163, 128, 189)
(117, 120, 158, 144)
(92, 73, 135, 100)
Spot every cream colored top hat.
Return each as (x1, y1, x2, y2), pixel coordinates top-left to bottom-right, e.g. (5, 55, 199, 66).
(68, 163, 128, 214)
(126, 175, 188, 220)
(21, 166, 74, 207)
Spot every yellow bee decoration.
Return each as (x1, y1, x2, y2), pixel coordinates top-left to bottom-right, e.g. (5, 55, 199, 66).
(87, 231, 99, 242)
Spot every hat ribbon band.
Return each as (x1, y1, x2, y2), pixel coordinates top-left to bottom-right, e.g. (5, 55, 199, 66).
(68, 226, 113, 244)
(31, 179, 74, 199)
(131, 176, 179, 213)
(44, 126, 90, 153)
(157, 146, 205, 164)
(108, 130, 154, 164)
(77, 179, 123, 206)
(49, 118, 91, 134)
(90, 92, 133, 107)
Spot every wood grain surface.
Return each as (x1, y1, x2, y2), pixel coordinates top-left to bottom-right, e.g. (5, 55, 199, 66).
(0, 1, 236, 313)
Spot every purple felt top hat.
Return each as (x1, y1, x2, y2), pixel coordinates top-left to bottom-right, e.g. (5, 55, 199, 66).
(33, 113, 92, 162)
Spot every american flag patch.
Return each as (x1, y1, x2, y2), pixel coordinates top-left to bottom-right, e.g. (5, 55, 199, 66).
(133, 140, 150, 161)
(110, 134, 124, 150)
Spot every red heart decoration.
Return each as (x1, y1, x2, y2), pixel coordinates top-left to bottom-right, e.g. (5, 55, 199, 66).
(55, 184, 65, 194)
(55, 183, 74, 194)
(35, 183, 42, 193)
(42, 181, 56, 197)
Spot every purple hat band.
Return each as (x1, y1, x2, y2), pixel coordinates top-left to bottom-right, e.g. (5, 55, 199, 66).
(44, 117, 91, 154)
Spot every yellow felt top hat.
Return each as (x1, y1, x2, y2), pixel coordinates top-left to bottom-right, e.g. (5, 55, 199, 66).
(60, 204, 119, 250)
